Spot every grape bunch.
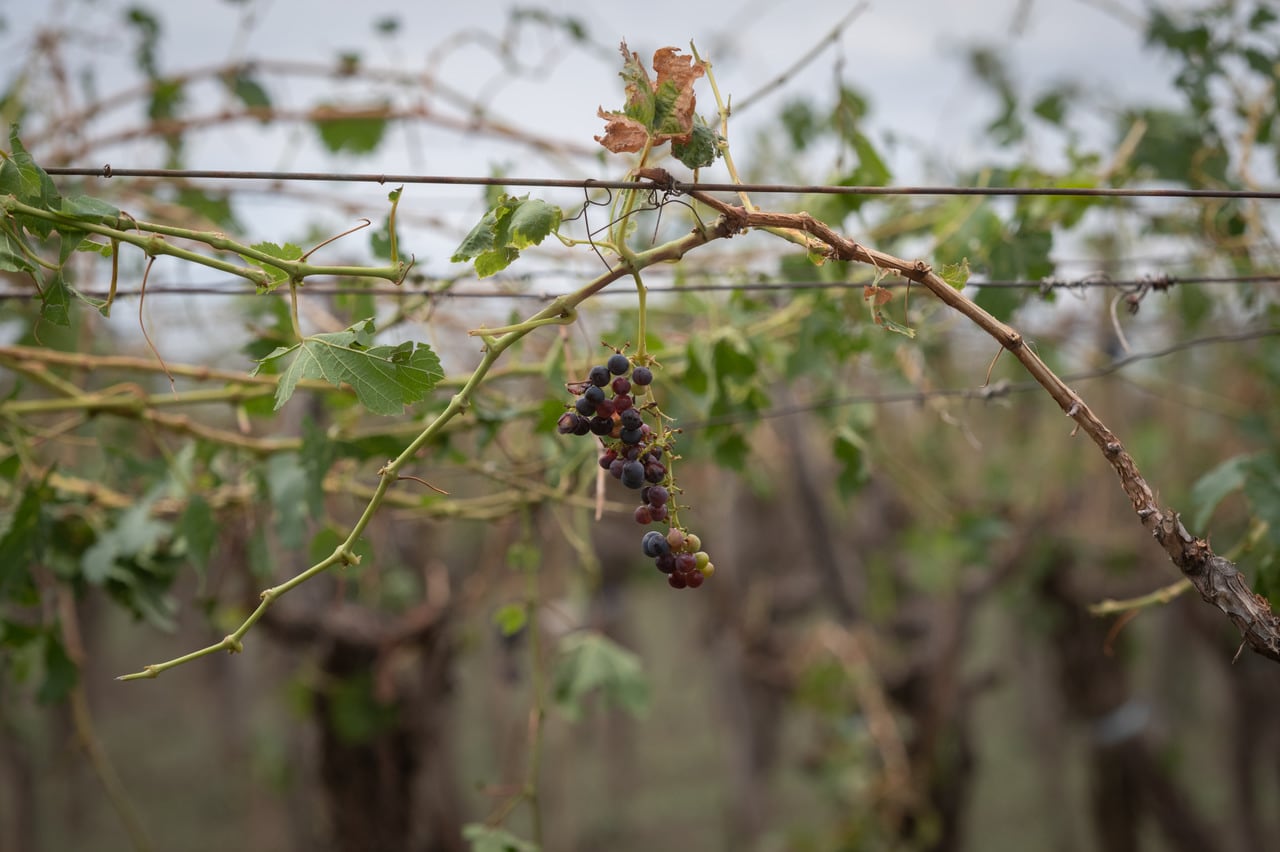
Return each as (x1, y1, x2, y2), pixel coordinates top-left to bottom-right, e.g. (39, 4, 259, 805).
(642, 528, 715, 590)
(557, 349, 714, 589)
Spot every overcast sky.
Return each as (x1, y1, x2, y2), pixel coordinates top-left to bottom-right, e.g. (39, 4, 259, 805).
(3, 0, 1178, 178)
(0, 1, 1190, 333)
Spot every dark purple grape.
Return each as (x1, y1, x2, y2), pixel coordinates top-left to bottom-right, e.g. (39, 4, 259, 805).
(572, 417, 591, 436)
(588, 365, 611, 386)
(634, 505, 653, 525)
(644, 462, 665, 483)
(608, 353, 630, 375)
(557, 412, 578, 434)
(655, 552, 676, 573)
(574, 397, 596, 417)
(686, 570, 704, 589)
(620, 427, 643, 445)
(675, 552, 697, 574)
(623, 445, 641, 461)
(609, 458, 625, 479)
(649, 504, 668, 522)
(599, 450, 617, 470)
(612, 377, 631, 396)
(642, 530, 668, 558)
(620, 408, 643, 431)
(648, 447, 662, 461)
(668, 573, 687, 589)
(621, 460, 645, 489)
(647, 485, 669, 506)
(613, 395, 634, 413)
(589, 416, 614, 436)
(640, 486, 652, 504)
(595, 398, 616, 418)
(631, 366, 653, 385)
(584, 385, 606, 405)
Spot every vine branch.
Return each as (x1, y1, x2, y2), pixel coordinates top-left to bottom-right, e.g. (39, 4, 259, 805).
(670, 172, 1280, 663)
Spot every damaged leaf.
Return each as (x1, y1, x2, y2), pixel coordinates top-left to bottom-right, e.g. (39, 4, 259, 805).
(595, 42, 719, 168)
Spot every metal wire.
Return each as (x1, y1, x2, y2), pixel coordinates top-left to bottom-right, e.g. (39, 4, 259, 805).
(2, 272, 1277, 302)
(42, 166, 1280, 200)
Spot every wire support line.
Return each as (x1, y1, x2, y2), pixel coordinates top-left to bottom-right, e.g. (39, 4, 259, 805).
(4, 273, 1276, 302)
(41, 166, 1280, 200)
(682, 327, 1280, 430)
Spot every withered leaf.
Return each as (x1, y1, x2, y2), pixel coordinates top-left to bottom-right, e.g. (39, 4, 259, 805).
(595, 42, 705, 155)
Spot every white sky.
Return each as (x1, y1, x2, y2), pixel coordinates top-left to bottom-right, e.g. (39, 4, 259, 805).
(0, 0, 1192, 358)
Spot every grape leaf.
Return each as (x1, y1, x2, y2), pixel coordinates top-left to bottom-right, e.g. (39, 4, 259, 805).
(312, 103, 388, 154)
(37, 632, 78, 704)
(1, 126, 61, 227)
(451, 194, 561, 278)
(220, 70, 272, 113)
(1190, 453, 1254, 532)
(833, 427, 869, 501)
(595, 43, 718, 166)
(0, 477, 50, 599)
(552, 632, 649, 721)
(1243, 454, 1280, 548)
(671, 114, 721, 169)
(253, 318, 443, 415)
(242, 241, 303, 292)
(940, 258, 970, 289)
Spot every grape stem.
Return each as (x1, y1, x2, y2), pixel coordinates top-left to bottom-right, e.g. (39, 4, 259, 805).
(632, 270, 648, 359)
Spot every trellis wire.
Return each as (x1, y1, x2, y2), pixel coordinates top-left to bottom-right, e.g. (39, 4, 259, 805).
(42, 166, 1280, 200)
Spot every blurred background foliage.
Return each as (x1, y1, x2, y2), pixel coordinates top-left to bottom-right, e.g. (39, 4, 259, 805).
(2, 1, 1280, 851)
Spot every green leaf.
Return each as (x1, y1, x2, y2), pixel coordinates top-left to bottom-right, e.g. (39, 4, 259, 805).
(81, 492, 171, 585)
(1190, 453, 1255, 532)
(973, 283, 1020, 323)
(176, 187, 239, 230)
(177, 494, 216, 578)
(492, 603, 528, 637)
(1243, 454, 1280, 547)
(300, 419, 336, 519)
(2, 126, 61, 222)
(308, 526, 374, 567)
(313, 103, 388, 155)
(833, 427, 869, 501)
(0, 225, 37, 275)
(327, 672, 398, 744)
(503, 197, 561, 249)
(265, 454, 309, 550)
(451, 194, 561, 278)
(124, 5, 161, 76)
(147, 77, 185, 122)
(462, 824, 540, 852)
(671, 114, 721, 170)
(221, 70, 271, 113)
(1249, 7, 1278, 29)
(940, 258, 970, 289)
(552, 632, 649, 721)
(0, 476, 50, 598)
(713, 430, 750, 471)
(875, 313, 917, 338)
(59, 194, 123, 226)
(41, 271, 71, 326)
(254, 318, 443, 415)
(242, 241, 302, 292)
(37, 632, 78, 704)
(710, 330, 756, 383)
